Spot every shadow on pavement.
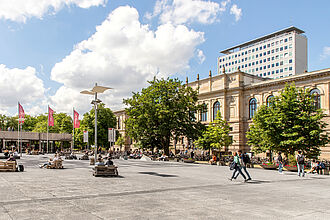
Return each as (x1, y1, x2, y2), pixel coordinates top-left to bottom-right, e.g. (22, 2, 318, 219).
(245, 179, 271, 184)
(139, 171, 178, 177)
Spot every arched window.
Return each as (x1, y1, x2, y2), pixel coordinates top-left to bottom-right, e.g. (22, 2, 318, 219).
(249, 98, 257, 119)
(200, 104, 207, 122)
(266, 95, 274, 107)
(213, 101, 220, 120)
(310, 88, 321, 109)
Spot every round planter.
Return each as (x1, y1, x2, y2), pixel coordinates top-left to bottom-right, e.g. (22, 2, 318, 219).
(183, 159, 195, 163)
(260, 164, 279, 170)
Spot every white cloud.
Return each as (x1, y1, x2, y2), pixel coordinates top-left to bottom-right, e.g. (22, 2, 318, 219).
(0, 64, 46, 114)
(146, 0, 231, 25)
(230, 4, 242, 22)
(50, 6, 205, 114)
(321, 46, 330, 60)
(0, 0, 107, 22)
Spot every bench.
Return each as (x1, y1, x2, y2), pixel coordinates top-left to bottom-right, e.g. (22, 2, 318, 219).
(0, 161, 17, 172)
(46, 160, 63, 169)
(93, 165, 118, 177)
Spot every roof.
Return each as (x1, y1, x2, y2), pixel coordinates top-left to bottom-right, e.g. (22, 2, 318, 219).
(220, 26, 304, 54)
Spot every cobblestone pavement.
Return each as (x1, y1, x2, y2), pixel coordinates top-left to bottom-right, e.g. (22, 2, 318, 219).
(0, 154, 330, 220)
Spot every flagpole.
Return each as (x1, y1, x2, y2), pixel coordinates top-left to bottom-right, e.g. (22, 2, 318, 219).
(72, 107, 74, 153)
(47, 105, 49, 154)
(18, 102, 20, 157)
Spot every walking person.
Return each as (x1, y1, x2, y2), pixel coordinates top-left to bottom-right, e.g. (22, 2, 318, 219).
(229, 152, 248, 182)
(277, 152, 284, 174)
(234, 150, 252, 180)
(296, 150, 305, 177)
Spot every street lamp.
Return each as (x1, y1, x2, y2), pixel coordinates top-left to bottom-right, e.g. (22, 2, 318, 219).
(80, 83, 112, 162)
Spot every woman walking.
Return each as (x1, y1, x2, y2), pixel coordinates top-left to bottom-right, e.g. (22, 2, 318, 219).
(229, 152, 248, 182)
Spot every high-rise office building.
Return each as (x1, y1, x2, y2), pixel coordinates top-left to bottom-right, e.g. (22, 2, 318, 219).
(218, 26, 307, 79)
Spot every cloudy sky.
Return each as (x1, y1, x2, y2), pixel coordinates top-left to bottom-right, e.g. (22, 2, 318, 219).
(0, 0, 330, 117)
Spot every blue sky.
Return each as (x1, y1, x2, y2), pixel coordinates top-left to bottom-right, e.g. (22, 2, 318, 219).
(0, 0, 329, 116)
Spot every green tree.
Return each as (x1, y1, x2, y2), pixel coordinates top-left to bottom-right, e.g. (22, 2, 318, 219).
(124, 78, 205, 155)
(74, 103, 116, 149)
(247, 83, 329, 159)
(195, 112, 233, 159)
(22, 115, 38, 131)
(115, 135, 125, 148)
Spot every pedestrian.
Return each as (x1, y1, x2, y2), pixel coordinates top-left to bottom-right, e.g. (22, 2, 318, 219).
(296, 150, 305, 177)
(234, 150, 252, 181)
(229, 152, 248, 182)
(277, 152, 284, 174)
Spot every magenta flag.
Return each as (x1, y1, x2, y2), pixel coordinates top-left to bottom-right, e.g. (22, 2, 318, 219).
(48, 107, 54, 126)
(18, 103, 25, 124)
(74, 110, 80, 128)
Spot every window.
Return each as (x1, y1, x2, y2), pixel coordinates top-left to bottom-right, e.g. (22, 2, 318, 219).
(280, 61, 283, 65)
(252, 49, 255, 52)
(266, 95, 274, 107)
(276, 63, 279, 66)
(260, 60, 262, 64)
(280, 69, 283, 73)
(263, 72, 266, 76)
(263, 45, 266, 49)
(117, 117, 121, 129)
(249, 98, 257, 119)
(289, 37, 292, 41)
(256, 61, 259, 64)
(276, 70, 279, 73)
(289, 59, 293, 63)
(289, 66, 292, 71)
(267, 65, 270, 68)
(271, 49, 274, 53)
(264, 59, 266, 62)
(272, 64, 275, 67)
(276, 48, 279, 52)
(267, 72, 270, 75)
(285, 46, 288, 50)
(213, 101, 220, 120)
(272, 71, 275, 74)
(256, 54, 258, 58)
(310, 89, 321, 109)
(200, 104, 208, 121)
(267, 51, 270, 55)
(267, 44, 270, 47)
(280, 47, 283, 51)
(284, 38, 288, 42)
(263, 52, 266, 56)
(264, 66, 266, 70)
(259, 46, 262, 50)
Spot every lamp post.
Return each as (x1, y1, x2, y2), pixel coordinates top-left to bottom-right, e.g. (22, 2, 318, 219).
(80, 83, 112, 162)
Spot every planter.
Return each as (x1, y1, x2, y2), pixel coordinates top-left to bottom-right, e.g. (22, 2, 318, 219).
(260, 164, 278, 170)
(183, 159, 195, 163)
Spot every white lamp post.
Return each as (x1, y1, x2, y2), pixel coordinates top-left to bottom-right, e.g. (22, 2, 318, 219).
(80, 83, 112, 161)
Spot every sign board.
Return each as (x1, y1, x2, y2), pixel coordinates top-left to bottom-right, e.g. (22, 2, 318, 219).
(108, 128, 116, 142)
(83, 131, 88, 143)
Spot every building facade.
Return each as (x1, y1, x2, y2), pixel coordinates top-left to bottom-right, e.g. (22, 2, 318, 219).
(218, 26, 307, 79)
(114, 68, 330, 159)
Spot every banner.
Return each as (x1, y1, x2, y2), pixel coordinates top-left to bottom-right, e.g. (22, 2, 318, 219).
(83, 131, 88, 143)
(48, 107, 54, 126)
(74, 110, 80, 128)
(108, 128, 116, 142)
(18, 103, 25, 124)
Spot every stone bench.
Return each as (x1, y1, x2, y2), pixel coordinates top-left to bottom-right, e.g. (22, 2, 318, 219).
(0, 161, 16, 172)
(46, 160, 63, 169)
(93, 165, 118, 177)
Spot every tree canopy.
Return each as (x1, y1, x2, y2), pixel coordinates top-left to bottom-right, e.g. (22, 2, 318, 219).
(195, 112, 233, 159)
(74, 103, 116, 149)
(247, 83, 329, 159)
(124, 78, 205, 155)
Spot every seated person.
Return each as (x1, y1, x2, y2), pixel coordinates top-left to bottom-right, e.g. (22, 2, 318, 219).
(13, 150, 19, 158)
(104, 157, 114, 166)
(209, 155, 217, 164)
(7, 154, 16, 162)
(317, 161, 326, 174)
(308, 160, 318, 174)
(70, 152, 77, 159)
(4, 150, 9, 157)
(39, 157, 53, 168)
(95, 155, 104, 166)
(159, 153, 167, 161)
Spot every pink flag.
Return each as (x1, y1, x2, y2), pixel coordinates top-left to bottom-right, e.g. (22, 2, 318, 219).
(18, 103, 25, 124)
(74, 110, 80, 128)
(48, 107, 54, 126)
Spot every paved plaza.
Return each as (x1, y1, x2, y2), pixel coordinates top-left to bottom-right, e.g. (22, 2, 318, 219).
(0, 155, 330, 220)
